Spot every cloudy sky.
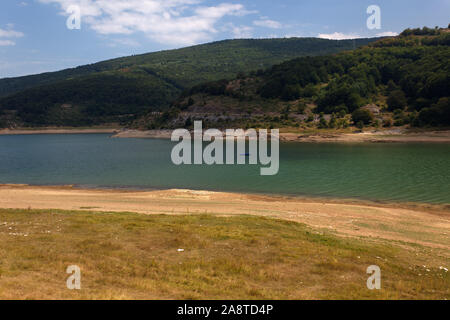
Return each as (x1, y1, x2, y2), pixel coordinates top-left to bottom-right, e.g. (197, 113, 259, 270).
(1, 0, 449, 77)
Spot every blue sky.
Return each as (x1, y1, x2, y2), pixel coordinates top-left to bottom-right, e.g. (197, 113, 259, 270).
(1, 0, 449, 78)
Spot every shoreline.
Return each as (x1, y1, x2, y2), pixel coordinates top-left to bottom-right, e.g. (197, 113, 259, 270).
(1, 184, 448, 251)
(2, 182, 448, 212)
(112, 128, 450, 143)
(0, 128, 119, 135)
(0, 128, 450, 143)
(1, 127, 450, 143)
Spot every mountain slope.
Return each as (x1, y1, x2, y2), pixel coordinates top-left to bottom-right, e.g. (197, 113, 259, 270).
(0, 37, 379, 127)
(152, 29, 449, 130)
(0, 38, 377, 97)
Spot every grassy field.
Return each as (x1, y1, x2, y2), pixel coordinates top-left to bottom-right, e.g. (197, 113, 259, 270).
(0, 208, 448, 300)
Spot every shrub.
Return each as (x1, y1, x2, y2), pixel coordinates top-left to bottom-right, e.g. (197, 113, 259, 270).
(351, 108, 374, 125)
(417, 97, 450, 126)
(387, 90, 407, 111)
(383, 118, 393, 127)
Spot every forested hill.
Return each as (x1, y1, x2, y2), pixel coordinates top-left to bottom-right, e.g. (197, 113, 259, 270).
(0, 38, 376, 97)
(0, 37, 378, 127)
(158, 28, 449, 129)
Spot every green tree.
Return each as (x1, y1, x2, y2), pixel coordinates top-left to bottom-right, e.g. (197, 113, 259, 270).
(347, 92, 363, 112)
(352, 108, 374, 125)
(302, 84, 318, 98)
(418, 97, 450, 126)
(387, 90, 407, 111)
(387, 80, 398, 92)
(318, 114, 328, 128)
(328, 114, 338, 128)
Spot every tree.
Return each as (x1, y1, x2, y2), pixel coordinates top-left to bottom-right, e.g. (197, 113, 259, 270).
(352, 108, 374, 125)
(387, 90, 407, 111)
(386, 80, 398, 92)
(281, 84, 302, 101)
(328, 114, 338, 128)
(417, 97, 450, 126)
(302, 84, 318, 97)
(347, 92, 363, 112)
(318, 117, 328, 129)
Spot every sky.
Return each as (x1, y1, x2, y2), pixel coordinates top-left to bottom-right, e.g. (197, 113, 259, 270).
(0, 0, 449, 78)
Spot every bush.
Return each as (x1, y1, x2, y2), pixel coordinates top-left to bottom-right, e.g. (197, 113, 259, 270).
(387, 90, 407, 111)
(417, 97, 450, 126)
(328, 115, 338, 128)
(383, 119, 393, 127)
(318, 116, 328, 129)
(281, 85, 301, 101)
(302, 84, 318, 98)
(297, 102, 307, 114)
(352, 108, 374, 125)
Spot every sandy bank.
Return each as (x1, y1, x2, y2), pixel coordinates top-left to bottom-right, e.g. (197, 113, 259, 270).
(112, 129, 173, 139)
(0, 184, 448, 251)
(112, 129, 450, 143)
(2, 127, 449, 143)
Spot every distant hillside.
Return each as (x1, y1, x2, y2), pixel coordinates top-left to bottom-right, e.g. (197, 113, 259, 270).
(0, 37, 378, 127)
(148, 28, 449, 130)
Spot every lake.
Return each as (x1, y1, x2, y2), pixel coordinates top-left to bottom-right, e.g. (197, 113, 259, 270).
(0, 133, 449, 204)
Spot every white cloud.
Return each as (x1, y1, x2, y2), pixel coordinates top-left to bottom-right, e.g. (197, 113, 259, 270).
(317, 32, 362, 40)
(231, 25, 253, 38)
(253, 19, 282, 29)
(0, 28, 24, 38)
(0, 26, 24, 46)
(376, 31, 398, 37)
(0, 40, 16, 46)
(38, 0, 254, 46)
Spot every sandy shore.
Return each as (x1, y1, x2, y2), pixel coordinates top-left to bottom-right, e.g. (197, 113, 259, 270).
(112, 128, 450, 143)
(279, 129, 450, 143)
(0, 184, 448, 251)
(1, 127, 449, 143)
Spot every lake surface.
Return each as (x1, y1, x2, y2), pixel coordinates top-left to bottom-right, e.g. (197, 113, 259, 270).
(0, 134, 449, 204)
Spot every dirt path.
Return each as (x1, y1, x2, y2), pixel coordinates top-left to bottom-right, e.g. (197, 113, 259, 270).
(0, 185, 448, 252)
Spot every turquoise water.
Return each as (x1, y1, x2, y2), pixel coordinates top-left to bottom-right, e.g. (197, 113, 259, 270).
(0, 134, 449, 204)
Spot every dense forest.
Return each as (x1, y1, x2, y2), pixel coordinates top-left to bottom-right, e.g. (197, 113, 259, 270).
(0, 37, 378, 128)
(0, 28, 448, 129)
(162, 27, 449, 130)
(0, 73, 179, 126)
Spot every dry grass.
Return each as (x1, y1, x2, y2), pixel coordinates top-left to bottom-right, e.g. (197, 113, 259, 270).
(0, 208, 448, 300)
